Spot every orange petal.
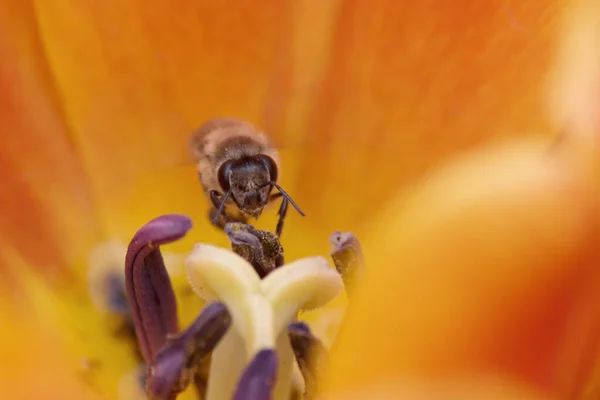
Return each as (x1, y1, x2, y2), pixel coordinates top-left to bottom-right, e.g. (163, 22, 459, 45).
(31, 1, 295, 240)
(548, 0, 600, 146)
(0, 0, 97, 282)
(21, 1, 563, 247)
(546, 1, 600, 396)
(324, 375, 555, 400)
(327, 0, 600, 395)
(324, 139, 600, 398)
(294, 0, 562, 229)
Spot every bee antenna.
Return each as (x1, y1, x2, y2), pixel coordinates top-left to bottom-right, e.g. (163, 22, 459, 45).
(212, 189, 232, 225)
(272, 183, 305, 216)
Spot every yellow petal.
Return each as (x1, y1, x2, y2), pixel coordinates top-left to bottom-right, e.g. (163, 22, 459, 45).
(31, 1, 298, 241)
(325, 139, 600, 397)
(0, 303, 103, 399)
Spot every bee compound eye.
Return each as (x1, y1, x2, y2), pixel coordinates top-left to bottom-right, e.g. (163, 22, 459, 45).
(258, 155, 278, 183)
(217, 160, 233, 191)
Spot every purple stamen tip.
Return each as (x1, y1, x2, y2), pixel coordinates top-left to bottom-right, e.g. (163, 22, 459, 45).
(146, 302, 231, 400)
(146, 347, 187, 400)
(288, 321, 328, 399)
(127, 215, 193, 255)
(125, 214, 193, 364)
(287, 321, 311, 336)
(224, 222, 283, 278)
(224, 224, 262, 248)
(329, 231, 364, 295)
(233, 349, 278, 400)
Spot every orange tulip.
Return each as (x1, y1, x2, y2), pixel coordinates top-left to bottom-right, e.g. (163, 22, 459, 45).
(325, 0, 600, 399)
(1, 0, 598, 399)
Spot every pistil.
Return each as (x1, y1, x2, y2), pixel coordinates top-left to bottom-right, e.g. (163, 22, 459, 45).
(185, 241, 342, 399)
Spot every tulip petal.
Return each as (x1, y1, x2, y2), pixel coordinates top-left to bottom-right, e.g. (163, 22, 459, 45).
(323, 376, 554, 400)
(293, 0, 562, 230)
(326, 0, 600, 394)
(546, 0, 600, 396)
(30, 1, 295, 240)
(325, 139, 600, 397)
(15, 1, 563, 253)
(0, 307, 104, 399)
(548, 0, 600, 146)
(0, 0, 97, 280)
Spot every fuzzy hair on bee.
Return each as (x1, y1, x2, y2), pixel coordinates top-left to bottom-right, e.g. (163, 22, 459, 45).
(190, 118, 304, 238)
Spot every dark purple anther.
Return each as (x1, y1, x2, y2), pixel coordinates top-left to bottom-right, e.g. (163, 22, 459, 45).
(225, 223, 263, 250)
(125, 214, 193, 364)
(146, 302, 231, 400)
(329, 231, 364, 296)
(288, 322, 328, 400)
(233, 349, 278, 400)
(225, 222, 284, 278)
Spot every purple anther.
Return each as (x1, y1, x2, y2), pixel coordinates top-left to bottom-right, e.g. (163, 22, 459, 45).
(225, 224, 264, 250)
(233, 349, 279, 400)
(225, 222, 284, 278)
(125, 214, 193, 364)
(146, 302, 231, 400)
(288, 322, 328, 400)
(329, 231, 365, 295)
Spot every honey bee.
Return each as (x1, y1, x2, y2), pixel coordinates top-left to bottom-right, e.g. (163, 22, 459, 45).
(190, 118, 304, 238)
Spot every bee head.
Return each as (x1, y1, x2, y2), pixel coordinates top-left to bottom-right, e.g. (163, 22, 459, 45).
(217, 155, 278, 217)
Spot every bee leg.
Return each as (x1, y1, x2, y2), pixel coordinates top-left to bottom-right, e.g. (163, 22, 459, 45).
(208, 190, 227, 230)
(208, 208, 228, 230)
(268, 193, 287, 238)
(209, 190, 248, 230)
(208, 208, 247, 231)
(275, 196, 288, 238)
(209, 190, 224, 210)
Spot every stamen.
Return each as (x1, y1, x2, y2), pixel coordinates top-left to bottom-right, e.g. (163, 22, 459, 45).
(287, 322, 328, 400)
(125, 214, 192, 364)
(329, 231, 365, 296)
(225, 222, 284, 278)
(146, 302, 231, 400)
(232, 349, 279, 400)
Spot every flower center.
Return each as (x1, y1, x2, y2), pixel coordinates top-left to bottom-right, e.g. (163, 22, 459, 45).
(89, 215, 364, 400)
